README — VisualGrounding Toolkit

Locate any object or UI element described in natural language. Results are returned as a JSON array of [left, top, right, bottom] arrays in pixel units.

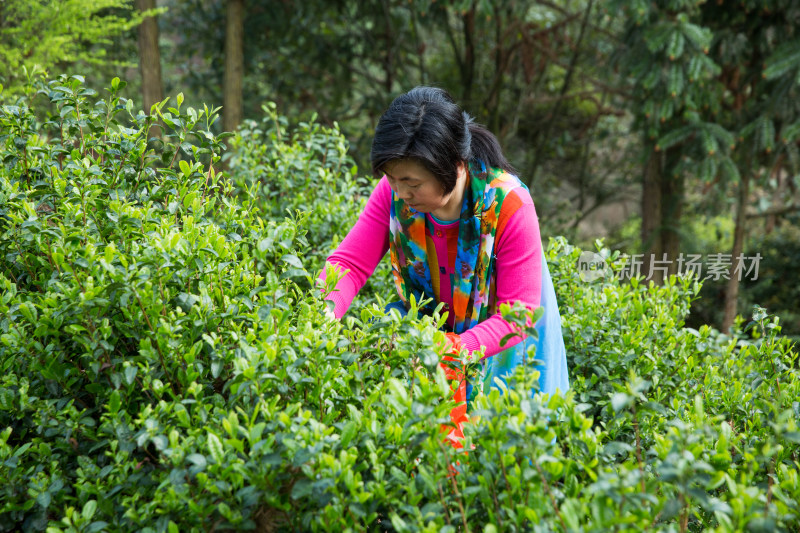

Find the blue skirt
[[477, 248, 569, 400]]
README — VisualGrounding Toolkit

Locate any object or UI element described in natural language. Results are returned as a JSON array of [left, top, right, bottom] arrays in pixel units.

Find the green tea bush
[[224, 103, 395, 310], [224, 103, 367, 270], [0, 76, 798, 532]]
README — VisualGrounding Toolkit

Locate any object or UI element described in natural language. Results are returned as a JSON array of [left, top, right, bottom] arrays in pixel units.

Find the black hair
[[370, 86, 516, 194]]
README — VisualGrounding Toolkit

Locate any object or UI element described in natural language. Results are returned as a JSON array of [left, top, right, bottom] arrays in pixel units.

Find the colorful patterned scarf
[[388, 159, 525, 334]]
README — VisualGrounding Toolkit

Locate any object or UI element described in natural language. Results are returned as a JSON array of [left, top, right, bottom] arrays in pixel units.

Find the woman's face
[[383, 159, 458, 214]]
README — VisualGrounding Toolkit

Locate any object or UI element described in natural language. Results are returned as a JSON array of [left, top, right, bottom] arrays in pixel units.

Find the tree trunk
[[641, 147, 663, 284], [722, 168, 751, 331], [135, 0, 163, 133], [461, 7, 476, 104], [223, 0, 244, 134], [661, 152, 684, 277], [410, 4, 426, 85], [485, 4, 504, 133], [381, 0, 394, 94]]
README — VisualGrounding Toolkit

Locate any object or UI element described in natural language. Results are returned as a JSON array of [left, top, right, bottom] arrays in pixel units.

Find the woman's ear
[[458, 161, 470, 183], [456, 161, 467, 179]]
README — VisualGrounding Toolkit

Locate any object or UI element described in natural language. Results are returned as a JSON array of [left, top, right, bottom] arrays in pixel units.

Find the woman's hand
[[443, 332, 464, 355], [324, 306, 337, 321]]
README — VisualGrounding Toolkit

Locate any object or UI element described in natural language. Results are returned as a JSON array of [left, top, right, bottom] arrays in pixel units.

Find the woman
[[320, 87, 569, 444]]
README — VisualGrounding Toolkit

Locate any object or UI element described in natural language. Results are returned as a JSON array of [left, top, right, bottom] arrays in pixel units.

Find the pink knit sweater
[[322, 176, 542, 358]]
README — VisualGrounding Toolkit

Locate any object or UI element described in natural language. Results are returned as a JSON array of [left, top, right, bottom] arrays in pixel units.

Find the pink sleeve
[[458, 191, 543, 358], [319, 177, 392, 318]]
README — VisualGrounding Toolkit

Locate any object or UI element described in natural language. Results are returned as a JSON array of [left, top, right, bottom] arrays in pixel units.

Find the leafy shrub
[[224, 103, 395, 310], [225, 104, 366, 269], [0, 76, 798, 532]]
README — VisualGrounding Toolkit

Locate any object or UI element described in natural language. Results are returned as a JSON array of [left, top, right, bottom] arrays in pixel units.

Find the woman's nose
[[395, 185, 412, 200]]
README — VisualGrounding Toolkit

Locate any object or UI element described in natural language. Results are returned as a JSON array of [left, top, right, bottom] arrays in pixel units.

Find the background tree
[[135, 0, 164, 130], [698, 0, 800, 330], [0, 0, 148, 98], [610, 0, 800, 331], [223, 0, 244, 133], [609, 0, 725, 284], [3, 0, 797, 334]]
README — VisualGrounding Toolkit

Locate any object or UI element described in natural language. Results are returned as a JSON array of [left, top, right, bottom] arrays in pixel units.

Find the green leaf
[[281, 268, 308, 279], [291, 478, 311, 500], [257, 238, 272, 253], [611, 392, 633, 412], [420, 348, 439, 369], [19, 302, 37, 323], [719, 156, 740, 182], [36, 491, 50, 509], [666, 31, 685, 60], [531, 305, 545, 325], [186, 453, 208, 470], [176, 292, 197, 313], [179, 159, 191, 177], [656, 125, 693, 151], [281, 254, 303, 269], [681, 22, 711, 49], [108, 390, 121, 415], [764, 39, 800, 80], [340, 421, 358, 448], [211, 360, 222, 378], [782, 432, 800, 443], [124, 365, 137, 386], [604, 441, 634, 455], [207, 432, 224, 464], [82, 500, 97, 521], [390, 514, 408, 531]]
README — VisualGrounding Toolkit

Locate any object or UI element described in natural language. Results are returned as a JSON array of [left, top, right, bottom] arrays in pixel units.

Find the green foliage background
[[0, 0, 152, 96], [0, 76, 798, 531], [2, 0, 799, 335]]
